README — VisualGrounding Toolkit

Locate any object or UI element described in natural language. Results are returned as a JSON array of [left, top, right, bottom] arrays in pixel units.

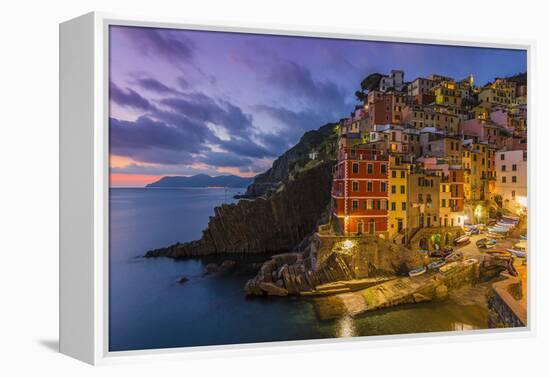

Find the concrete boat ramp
[[312, 259, 479, 320]]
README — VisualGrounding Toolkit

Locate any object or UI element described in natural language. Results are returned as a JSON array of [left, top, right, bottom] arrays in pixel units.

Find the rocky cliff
[[244, 234, 426, 296], [243, 123, 337, 198], [145, 161, 334, 259]]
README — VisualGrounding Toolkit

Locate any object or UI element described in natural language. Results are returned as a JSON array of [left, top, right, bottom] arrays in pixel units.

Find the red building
[[331, 146, 389, 236], [448, 168, 465, 212]]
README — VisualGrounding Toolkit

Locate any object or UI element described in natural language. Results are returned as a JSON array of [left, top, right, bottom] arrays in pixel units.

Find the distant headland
[[145, 174, 254, 188]]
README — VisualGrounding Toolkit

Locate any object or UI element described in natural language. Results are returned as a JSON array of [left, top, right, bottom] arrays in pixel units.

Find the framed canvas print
[[60, 12, 534, 365]]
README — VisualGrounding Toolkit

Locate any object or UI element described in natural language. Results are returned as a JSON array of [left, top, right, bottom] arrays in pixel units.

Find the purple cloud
[[116, 26, 195, 62], [110, 82, 152, 111]]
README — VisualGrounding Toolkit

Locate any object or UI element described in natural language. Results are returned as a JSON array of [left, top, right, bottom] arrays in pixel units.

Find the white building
[[494, 149, 527, 211], [379, 70, 404, 92]]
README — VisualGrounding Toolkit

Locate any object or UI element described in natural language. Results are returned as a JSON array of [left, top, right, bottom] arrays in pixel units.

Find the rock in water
[[178, 276, 189, 284], [203, 263, 219, 275], [258, 282, 289, 296], [219, 260, 236, 273]]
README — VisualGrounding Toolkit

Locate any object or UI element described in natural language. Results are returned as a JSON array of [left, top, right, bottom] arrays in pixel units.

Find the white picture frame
[[60, 11, 536, 365]]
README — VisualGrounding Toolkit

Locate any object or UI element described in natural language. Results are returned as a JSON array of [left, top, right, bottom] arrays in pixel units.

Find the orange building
[[331, 146, 389, 237]]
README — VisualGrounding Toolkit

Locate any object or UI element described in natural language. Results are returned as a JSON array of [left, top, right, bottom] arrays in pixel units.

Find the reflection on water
[[337, 316, 356, 338], [109, 188, 489, 351]]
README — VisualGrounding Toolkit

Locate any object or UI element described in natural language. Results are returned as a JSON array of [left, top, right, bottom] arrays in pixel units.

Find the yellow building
[[462, 148, 472, 200], [388, 155, 410, 240], [403, 105, 460, 133], [462, 143, 484, 200], [478, 80, 515, 106], [434, 81, 462, 108]]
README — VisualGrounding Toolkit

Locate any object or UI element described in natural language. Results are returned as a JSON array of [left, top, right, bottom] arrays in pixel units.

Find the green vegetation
[[355, 72, 383, 101]]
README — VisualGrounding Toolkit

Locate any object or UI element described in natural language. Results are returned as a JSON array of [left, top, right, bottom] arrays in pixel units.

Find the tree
[[355, 73, 383, 103], [360, 73, 383, 92]]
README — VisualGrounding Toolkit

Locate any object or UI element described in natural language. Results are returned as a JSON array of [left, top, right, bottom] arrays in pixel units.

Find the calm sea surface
[[109, 187, 488, 352]]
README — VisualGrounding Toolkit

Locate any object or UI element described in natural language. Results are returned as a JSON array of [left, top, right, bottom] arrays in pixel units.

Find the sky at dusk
[[109, 26, 527, 187]]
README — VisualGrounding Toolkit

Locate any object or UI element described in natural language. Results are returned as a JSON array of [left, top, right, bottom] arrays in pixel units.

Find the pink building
[[460, 119, 510, 149]]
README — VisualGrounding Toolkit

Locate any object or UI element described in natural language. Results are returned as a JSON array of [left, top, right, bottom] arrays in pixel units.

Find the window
[[367, 181, 373, 192], [381, 182, 387, 192], [512, 190, 516, 198], [502, 176, 506, 183], [391, 185, 396, 194], [352, 181, 359, 192], [512, 164, 517, 171], [418, 194, 423, 202], [367, 164, 373, 174], [402, 202, 407, 211], [401, 171, 405, 178], [400, 185, 405, 194], [381, 164, 387, 174], [512, 176, 517, 183], [392, 170, 397, 178], [441, 199, 446, 207], [426, 194, 432, 203], [352, 163, 359, 174], [500, 153, 505, 160], [352, 200, 358, 210]]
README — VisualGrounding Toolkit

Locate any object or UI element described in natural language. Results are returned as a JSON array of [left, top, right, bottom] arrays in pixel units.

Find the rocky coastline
[[145, 161, 333, 259]]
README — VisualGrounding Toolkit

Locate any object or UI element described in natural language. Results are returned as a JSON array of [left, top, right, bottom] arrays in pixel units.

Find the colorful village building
[[494, 149, 527, 212], [331, 145, 389, 237], [388, 154, 410, 240]]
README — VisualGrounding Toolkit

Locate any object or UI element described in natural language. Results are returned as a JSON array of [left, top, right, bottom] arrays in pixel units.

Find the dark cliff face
[[243, 123, 337, 198], [145, 162, 334, 258]]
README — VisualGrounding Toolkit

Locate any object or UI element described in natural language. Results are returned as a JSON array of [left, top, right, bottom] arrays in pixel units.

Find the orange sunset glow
[[110, 173, 163, 187]]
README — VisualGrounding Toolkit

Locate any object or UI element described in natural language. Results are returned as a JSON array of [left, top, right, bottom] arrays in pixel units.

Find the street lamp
[[474, 205, 482, 224]]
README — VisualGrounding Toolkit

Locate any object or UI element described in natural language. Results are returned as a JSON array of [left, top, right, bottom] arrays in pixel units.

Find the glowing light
[[517, 196, 528, 208], [343, 239, 354, 249]]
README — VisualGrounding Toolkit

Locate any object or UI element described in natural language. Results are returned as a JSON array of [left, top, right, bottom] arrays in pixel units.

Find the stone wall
[[408, 226, 464, 250], [488, 275, 527, 328]]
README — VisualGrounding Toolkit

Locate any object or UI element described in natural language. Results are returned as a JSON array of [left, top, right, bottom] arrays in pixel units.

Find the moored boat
[[454, 235, 470, 245], [427, 259, 446, 270], [507, 240, 527, 258], [408, 266, 427, 277], [445, 251, 464, 262]]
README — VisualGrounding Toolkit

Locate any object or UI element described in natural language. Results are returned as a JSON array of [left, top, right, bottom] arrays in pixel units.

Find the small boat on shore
[[428, 248, 452, 258], [427, 259, 446, 270], [476, 238, 497, 249], [520, 235, 527, 241], [445, 251, 464, 263], [507, 240, 527, 258], [454, 235, 470, 246], [409, 266, 427, 277], [502, 214, 519, 222]]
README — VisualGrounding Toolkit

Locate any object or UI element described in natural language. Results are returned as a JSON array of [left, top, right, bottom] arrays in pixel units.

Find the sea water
[[109, 188, 488, 352]]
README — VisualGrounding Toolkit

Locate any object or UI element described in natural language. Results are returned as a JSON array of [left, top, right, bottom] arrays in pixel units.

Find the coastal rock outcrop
[[244, 234, 426, 296], [145, 162, 333, 259]]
